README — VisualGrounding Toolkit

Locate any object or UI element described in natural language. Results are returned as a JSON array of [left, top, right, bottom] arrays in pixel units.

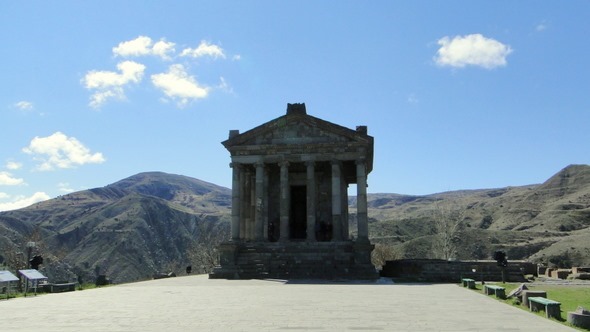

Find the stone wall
[[380, 259, 535, 282], [210, 241, 378, 280]]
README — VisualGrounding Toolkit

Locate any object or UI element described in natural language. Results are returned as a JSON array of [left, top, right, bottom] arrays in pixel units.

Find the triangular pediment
[[223, 112, 370, 148]]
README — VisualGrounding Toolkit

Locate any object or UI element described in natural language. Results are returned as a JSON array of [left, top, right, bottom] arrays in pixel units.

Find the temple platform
[[210, 241, 378, 280]]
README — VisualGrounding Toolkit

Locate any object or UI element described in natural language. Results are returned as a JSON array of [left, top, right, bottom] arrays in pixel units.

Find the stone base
[[209, 241, 378, 280], [568, 307, 590, 329]]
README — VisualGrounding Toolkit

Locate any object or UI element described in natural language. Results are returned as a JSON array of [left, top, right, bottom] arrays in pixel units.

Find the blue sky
[[1, 1, 589, 211]]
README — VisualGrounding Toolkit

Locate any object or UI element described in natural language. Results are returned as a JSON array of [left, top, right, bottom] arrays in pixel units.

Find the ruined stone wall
[[381, 259, 536, 282]]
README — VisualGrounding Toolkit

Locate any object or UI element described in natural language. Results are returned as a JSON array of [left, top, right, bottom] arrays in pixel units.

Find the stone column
[[249, 175, 255, 239], [356, 159, 369, 243], [331, 160, 342, 241], [239, 166, 247, 240], [279, 161, 290, 241], [306, 161, 316, 242], [230, 162, 241, 241], [254, 161, 265, 241], [263, 169, 269, 240], [342, 182, 349, 240]]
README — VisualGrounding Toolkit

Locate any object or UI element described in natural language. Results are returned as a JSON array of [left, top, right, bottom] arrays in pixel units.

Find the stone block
[[550, 269, 571, 279], [572, 267, 590, 274], [545, 268, 555, 277], [569, 272, 590, 280]]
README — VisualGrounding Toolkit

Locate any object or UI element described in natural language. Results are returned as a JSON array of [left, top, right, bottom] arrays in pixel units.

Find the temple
[[210, 103, 378, 279]]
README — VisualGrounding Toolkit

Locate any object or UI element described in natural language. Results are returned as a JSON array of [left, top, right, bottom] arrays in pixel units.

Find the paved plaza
[[1, 275, 575, 331]]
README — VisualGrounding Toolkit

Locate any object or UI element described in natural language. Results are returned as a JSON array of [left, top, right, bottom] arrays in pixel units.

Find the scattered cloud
[[14, 101, 34, 111], [6, 161, 22, 170], [84, 36, 236, 108], [58, 182, 75, 193], [152, 40, 176, 60], [82, 60, 146, 108], [407, 93, 419, 104], [0, 171, 24, 185], [536, 21, 548, 32], [180, 41, 226, 59], [22, 132, 105, 171], [0, 192, 8, 199], [0, 192, 50, 212], [113, 36, 176, 60], [217, 76, 233, 93], [434, 34, 512, 69], [151, 64, 210, 107]]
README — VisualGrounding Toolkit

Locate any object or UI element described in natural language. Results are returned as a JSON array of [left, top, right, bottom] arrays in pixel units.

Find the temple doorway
[[290, 185, 307, 239]]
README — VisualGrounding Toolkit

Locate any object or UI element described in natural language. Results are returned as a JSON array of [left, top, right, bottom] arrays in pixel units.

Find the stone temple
[[210, 103, 378, 279]]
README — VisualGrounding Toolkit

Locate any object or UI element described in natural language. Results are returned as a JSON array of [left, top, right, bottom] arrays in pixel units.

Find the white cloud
[[180, 41, 226, 59], [0, 192, 8, 199], [151, 64, 210, 107], [6, 161, 22, 170], [536, 23, 547, 32], [0, 192, 50, 212], [217, 76, 234, 94], [82, 60, 146, 108], [152, 40, 176, 60], [14, 101, 34, 111], [0, 172, 24, 185], [22, 132, 105, 171], [58, 182, 75, 193], [113, 36, 152, 57], [434, 34, 512, 69], [113, 36, 176, 60]]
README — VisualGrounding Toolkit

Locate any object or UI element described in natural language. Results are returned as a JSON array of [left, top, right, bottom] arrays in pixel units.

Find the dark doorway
[[290, 186, 307, 239]]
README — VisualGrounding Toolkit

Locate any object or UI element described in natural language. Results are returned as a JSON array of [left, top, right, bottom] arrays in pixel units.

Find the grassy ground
[[467, 281, 590, 329]]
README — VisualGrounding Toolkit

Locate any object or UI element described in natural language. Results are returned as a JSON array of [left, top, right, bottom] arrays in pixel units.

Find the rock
[[507, 283, 528, 299]]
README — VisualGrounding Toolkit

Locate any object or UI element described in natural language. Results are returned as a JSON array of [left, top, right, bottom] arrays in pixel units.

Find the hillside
[[1, 165, 590, 284], [358, 164, 590, 267], [0, 172, 231, 283]]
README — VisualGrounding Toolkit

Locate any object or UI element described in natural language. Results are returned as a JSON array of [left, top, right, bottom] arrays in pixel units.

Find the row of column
[[229, 159, 369, 243]]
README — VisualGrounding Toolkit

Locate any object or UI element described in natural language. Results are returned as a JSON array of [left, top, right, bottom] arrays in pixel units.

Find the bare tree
[[371, 243, 400, 267], [185, 221, 229, 274], [430, 200, 466, 260]]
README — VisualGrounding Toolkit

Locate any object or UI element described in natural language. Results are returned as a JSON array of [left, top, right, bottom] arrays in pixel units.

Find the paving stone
[[0, 275, 575, 332]]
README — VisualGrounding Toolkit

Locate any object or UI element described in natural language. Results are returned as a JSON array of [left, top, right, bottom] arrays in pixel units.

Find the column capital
[[255, 161, 266, 168], [278, 160, 290, 168], [355, 158, 366, 166], [230, 162, 242, 169], [331, 159, 342, 166], [305, 160, 315, 167]]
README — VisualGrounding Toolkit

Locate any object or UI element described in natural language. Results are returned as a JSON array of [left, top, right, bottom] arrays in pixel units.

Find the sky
[[1, 1, 590, 211]]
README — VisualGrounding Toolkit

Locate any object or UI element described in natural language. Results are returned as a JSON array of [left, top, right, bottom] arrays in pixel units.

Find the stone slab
[[0, 275, 575, 332]]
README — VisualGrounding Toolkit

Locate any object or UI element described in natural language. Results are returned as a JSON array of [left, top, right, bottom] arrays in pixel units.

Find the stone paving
[[0, 275, 575, 331]]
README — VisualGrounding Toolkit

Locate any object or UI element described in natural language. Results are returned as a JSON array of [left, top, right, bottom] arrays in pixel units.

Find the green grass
[[468, 282, 590, 329]]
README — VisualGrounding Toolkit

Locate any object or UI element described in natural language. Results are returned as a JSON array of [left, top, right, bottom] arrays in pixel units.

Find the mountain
[[359, 164, 590, 267], [0, 172, 231, 284], [1, 165, 590, 284]]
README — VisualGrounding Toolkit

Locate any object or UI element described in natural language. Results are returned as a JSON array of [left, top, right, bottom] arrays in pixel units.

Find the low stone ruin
[[568, 306, 590, 329], [538, 266, 590, 280]]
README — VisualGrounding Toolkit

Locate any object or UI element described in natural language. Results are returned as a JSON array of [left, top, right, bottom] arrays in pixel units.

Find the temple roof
[[222, 103, 373, 173]]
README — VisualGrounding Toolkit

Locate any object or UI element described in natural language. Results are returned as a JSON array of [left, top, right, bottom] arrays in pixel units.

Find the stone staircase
[[210, 241, 378, 280]]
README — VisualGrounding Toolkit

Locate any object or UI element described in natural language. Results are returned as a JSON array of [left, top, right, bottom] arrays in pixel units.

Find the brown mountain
[[1, 165, 589, 284], [0, 172, 231, 284], [360, 164, 590, 267]]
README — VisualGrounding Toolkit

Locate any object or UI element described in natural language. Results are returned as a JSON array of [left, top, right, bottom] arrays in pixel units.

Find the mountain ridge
[[1, 165, 589, 283]]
